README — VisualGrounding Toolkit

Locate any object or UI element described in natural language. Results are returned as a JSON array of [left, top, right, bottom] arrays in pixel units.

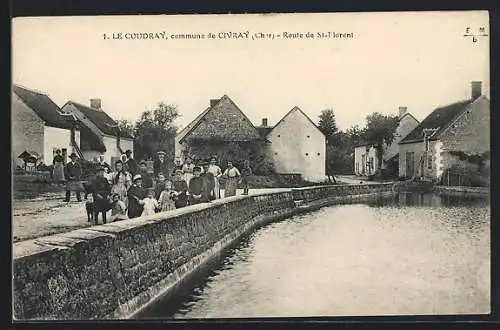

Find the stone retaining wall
[[13, 183, 393, 320]]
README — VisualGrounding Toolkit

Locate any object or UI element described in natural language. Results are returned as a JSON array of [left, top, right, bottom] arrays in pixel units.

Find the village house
[[256, 106, 326, 182], [61, 99, 134, 165], [398, 81, 490, 181], [175, 95, 264, 165], [354, 106, 420, 177], [12, 84, 81, 168]]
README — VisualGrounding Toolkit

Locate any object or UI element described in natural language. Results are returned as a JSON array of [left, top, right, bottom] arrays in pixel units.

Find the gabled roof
[[268, 106, 324, 137], [176, 106, 212, 141], [13, 85, 75, 130], [63, 101, 133, 139], [399, 99, 475, 144], [179, 95, 262, 143]]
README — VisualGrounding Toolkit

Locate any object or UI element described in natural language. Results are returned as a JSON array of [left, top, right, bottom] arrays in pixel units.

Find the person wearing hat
[[64, 152, 83, 202], [124, 149, 138, 177], [172, 169, 188, 208], [154, 150, 170, 178], [187, 166, 204, 205], [127, 174, 146, 219], [89, 165, 112, 225], [138, 160, 154, 189]]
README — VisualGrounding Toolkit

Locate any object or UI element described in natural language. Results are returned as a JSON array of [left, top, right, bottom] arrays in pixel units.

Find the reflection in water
[[142, 192, 490, 318]]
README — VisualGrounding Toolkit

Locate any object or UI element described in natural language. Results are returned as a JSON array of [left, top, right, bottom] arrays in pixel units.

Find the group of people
[[55, 148, 253, 225]]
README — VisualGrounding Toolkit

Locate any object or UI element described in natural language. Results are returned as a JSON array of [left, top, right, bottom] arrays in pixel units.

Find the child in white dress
[[142, 188, 159, 216]]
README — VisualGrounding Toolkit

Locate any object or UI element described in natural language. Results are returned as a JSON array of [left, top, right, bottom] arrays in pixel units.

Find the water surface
[[142, 192, 490, 318]]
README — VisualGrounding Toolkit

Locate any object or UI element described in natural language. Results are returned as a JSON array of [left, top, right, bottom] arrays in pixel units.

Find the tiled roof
[[13, 85, 75, 130], [179, 95, 261, 143], [65, 101, 134, 139], [399, 99, 474, 144]]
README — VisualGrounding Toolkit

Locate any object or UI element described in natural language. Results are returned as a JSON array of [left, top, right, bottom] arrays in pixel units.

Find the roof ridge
[[13, 84, 50, 96]]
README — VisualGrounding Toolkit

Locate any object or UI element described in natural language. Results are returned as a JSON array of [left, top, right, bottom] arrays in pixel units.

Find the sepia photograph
[[11, 11, 490, 320]]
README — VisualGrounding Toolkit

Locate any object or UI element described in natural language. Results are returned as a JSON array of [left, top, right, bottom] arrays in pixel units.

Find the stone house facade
[[61, 99, 134, 166], [398, 81, 490, 181], [11, 85, 81, 168], [257, 107, 326, 181]]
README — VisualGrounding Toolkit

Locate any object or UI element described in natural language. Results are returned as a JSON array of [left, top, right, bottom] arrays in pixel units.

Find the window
[[427, 155, 433, 169], [305, 153, 309, 156], [307, 135, 310, 138], [317, 152, 320, 156], [274, 152, 278, 155], [277, 134, 281, 138]]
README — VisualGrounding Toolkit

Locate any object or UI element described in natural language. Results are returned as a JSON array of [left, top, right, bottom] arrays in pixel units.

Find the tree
[[363, 112, 399, 171], [318, 109, 339, 145], [116, 119, 135, 139], [133, 102, 180, 161]]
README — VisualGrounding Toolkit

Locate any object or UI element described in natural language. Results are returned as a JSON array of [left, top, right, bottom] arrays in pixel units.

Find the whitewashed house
[[257, 106, 326, 182], [354, 106, 419, 177], [11, 84, 81, 168], [61, 99, 134, 165]]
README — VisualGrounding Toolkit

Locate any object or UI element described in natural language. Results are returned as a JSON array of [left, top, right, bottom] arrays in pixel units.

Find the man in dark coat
[[188, 166, 204, 205], [127, 174, 146, 219], [124, 149, 138, 176], [154, 150, 170, 178], [90, 166, 112, 224], [139, 160, 154, 189], [64, 153, 83, 202], [154, 172, 167, 200]]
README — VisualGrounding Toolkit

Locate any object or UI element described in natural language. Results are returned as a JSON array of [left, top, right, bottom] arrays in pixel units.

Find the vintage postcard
[[11, 11, 490, 320]]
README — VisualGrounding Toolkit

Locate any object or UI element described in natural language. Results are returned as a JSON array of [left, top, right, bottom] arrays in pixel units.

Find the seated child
[[110, 193, 128, 222], [158, 180, 176, 212], [141, 188, 159, 216]]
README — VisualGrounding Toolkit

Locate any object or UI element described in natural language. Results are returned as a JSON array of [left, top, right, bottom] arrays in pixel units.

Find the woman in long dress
[[222, 161, 241, 197], [52, 149, 65, 183], [207, 157, 222, 199], [110, 160, 132, 208], [127, 175, 146, 219]]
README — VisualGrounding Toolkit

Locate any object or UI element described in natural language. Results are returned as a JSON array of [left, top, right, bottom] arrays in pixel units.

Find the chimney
[[90, 98, 102, 110], [398, 106, 407, 118], [262, 118, 268, 127], [210, 99, 219, 107], [471, 81, 482, 100]]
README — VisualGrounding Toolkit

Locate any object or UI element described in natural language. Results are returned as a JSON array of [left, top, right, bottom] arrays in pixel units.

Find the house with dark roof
[[398, 81, 490, 180], [255, 106, 326, 181], [353, 106, 420, 177], [12, 84, 81, 167], [61, 99, 134, 165], [175, 95, 264, 166]]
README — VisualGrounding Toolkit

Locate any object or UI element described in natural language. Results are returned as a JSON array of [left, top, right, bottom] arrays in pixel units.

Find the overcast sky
[[12, 11, 489, 131]]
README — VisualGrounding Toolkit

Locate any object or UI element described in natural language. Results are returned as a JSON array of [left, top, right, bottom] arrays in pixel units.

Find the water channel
[[139, 192, 490, 318]]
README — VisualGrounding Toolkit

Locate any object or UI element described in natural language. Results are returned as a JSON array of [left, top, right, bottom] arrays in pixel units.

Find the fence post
[[447, 170, 450, 186], [458, 173, 461, 186]]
